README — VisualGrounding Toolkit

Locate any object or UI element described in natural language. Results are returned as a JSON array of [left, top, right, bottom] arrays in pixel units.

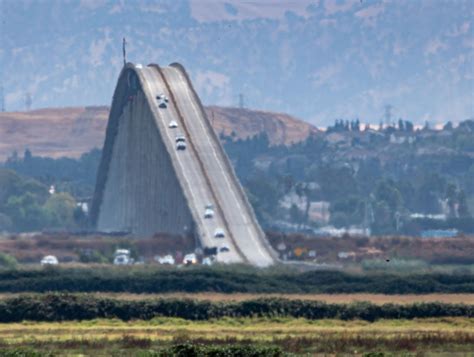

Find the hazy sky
[[1, 0, 473, 126]]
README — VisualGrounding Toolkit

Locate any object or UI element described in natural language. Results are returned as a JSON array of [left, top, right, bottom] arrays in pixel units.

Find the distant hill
[[0, 106, 317, 161]]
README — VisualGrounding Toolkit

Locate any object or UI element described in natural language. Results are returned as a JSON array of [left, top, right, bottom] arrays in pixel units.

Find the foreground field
[[0, 317, 473, 355]]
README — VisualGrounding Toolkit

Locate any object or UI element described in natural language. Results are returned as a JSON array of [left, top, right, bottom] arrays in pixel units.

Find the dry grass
[[0, 317, 473, 354]]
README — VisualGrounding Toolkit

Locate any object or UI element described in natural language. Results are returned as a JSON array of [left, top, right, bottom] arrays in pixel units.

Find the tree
[[44, 192, 77, 229], [5, 193, 51, 232], [398, 119, 404, 131], [289, 204, 303, 227], [443, 121, 453, 131]]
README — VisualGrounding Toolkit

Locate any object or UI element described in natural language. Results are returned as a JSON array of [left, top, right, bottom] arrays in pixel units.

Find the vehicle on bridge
[[176, 141, 186, 150], [156, 93, 169, 108], [176, 135, 187, 150], [214, 228, 225, 238], [168, 120, 178, 128], [204, 204, 214, 218]]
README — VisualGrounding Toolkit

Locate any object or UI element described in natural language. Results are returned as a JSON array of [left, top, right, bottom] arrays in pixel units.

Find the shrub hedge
[[0, 267, 473, 294], [0, 294, 472, 322], [0, 345, 285, 357]]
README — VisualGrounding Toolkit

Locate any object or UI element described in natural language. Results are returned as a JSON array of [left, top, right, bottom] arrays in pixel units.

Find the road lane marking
[[170, 68, 270, 264], [142, 68, 240, 263]]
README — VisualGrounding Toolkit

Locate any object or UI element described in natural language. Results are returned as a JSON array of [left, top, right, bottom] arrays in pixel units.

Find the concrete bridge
[[90, 63, 276, 267]]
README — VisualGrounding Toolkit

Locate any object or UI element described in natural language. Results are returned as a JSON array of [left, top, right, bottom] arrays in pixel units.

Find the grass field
[[0, 317, 473, 355]]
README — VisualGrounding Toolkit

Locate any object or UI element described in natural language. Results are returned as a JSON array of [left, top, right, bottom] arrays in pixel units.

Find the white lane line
[[158, 73, 240, 262], [141, 69, 210, 245], [145, 68, 239, 263], [171, 68, 270, 262]]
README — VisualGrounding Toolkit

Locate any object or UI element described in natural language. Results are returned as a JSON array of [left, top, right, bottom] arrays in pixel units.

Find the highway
[[161, 64, 276, 267], [136, 66, 243, 264], [93, 62, 275, 266]]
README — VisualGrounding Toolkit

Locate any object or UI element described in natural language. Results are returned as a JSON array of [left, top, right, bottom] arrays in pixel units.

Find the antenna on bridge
[[0, 0, 5, 112], [122, 37, 127, 66]]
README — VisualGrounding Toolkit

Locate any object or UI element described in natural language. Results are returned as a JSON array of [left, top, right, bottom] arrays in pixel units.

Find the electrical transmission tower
[[384, 104, 393, 127]]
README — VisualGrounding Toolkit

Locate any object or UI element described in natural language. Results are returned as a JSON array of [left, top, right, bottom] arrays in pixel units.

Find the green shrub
[[0, 253, 18, 269], [0, 294, 472, 323]]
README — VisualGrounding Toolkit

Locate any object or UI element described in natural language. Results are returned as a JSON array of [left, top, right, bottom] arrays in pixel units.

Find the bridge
[[90, 63, 276, 267]]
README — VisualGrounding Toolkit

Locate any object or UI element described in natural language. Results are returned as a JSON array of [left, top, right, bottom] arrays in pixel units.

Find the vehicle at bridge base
[[156, 254, 175, 265], [113, 249, 133, 265], [219, 244, 230, 253], [176, 142, 186, 150], [203, 246, 218, 256], [183, 253, 197, 265], [40, 255, 58, 266], [202, 256, 214, 266]]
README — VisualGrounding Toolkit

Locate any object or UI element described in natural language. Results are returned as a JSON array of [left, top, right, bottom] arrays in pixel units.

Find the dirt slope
[[0, 106, 317, 160]]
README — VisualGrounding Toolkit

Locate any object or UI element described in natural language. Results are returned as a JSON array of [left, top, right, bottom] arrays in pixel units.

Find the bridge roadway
[[136, 66, 243, 264], [159, 64, 276, 267]]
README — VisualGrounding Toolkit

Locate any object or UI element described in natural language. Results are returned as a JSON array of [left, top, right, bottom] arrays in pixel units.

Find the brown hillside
[[206, 106, 319, 146], [0, 106, 317, 160]]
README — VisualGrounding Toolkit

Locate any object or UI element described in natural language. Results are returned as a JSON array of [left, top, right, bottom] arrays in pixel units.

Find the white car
[[158, 99, 167, 109], [214, 228, 225, 238], [157, 254, 175, 265], [202, 257, 214, 266], [176, 142, 186, 151], [183, 253, 197, 265], [135, 63, 143, 69], [113, 254, 131, 265], [204, 204, 214, 219], [168, 120, 178, 129], [219, 245, 230, 253], [156, 94, 169, 108], [41, 255, 58, 266]]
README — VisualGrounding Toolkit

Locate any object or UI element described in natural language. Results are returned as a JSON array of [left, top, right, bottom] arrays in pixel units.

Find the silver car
[[204, 204, 214, 219], [168, 120, 178, 129], [176, 141, 186, 151], [214, 228, 225, 238]]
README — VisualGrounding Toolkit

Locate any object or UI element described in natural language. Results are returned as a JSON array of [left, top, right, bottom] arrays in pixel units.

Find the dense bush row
[[0, 266, 473, 294], [0, 294, 472, 322], [0, 344, 285, 357]]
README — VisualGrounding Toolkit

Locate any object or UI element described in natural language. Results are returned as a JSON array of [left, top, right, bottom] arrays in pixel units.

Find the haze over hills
[[0, 106, 317, 160], [0, 0, 472, 126]]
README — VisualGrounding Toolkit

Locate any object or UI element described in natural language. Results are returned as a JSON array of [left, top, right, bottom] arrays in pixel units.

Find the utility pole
[[0, 85, 4, 112], [239, 93, 244, 109], [25, 92, 32, 111], [122, 37, 127, 66]]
